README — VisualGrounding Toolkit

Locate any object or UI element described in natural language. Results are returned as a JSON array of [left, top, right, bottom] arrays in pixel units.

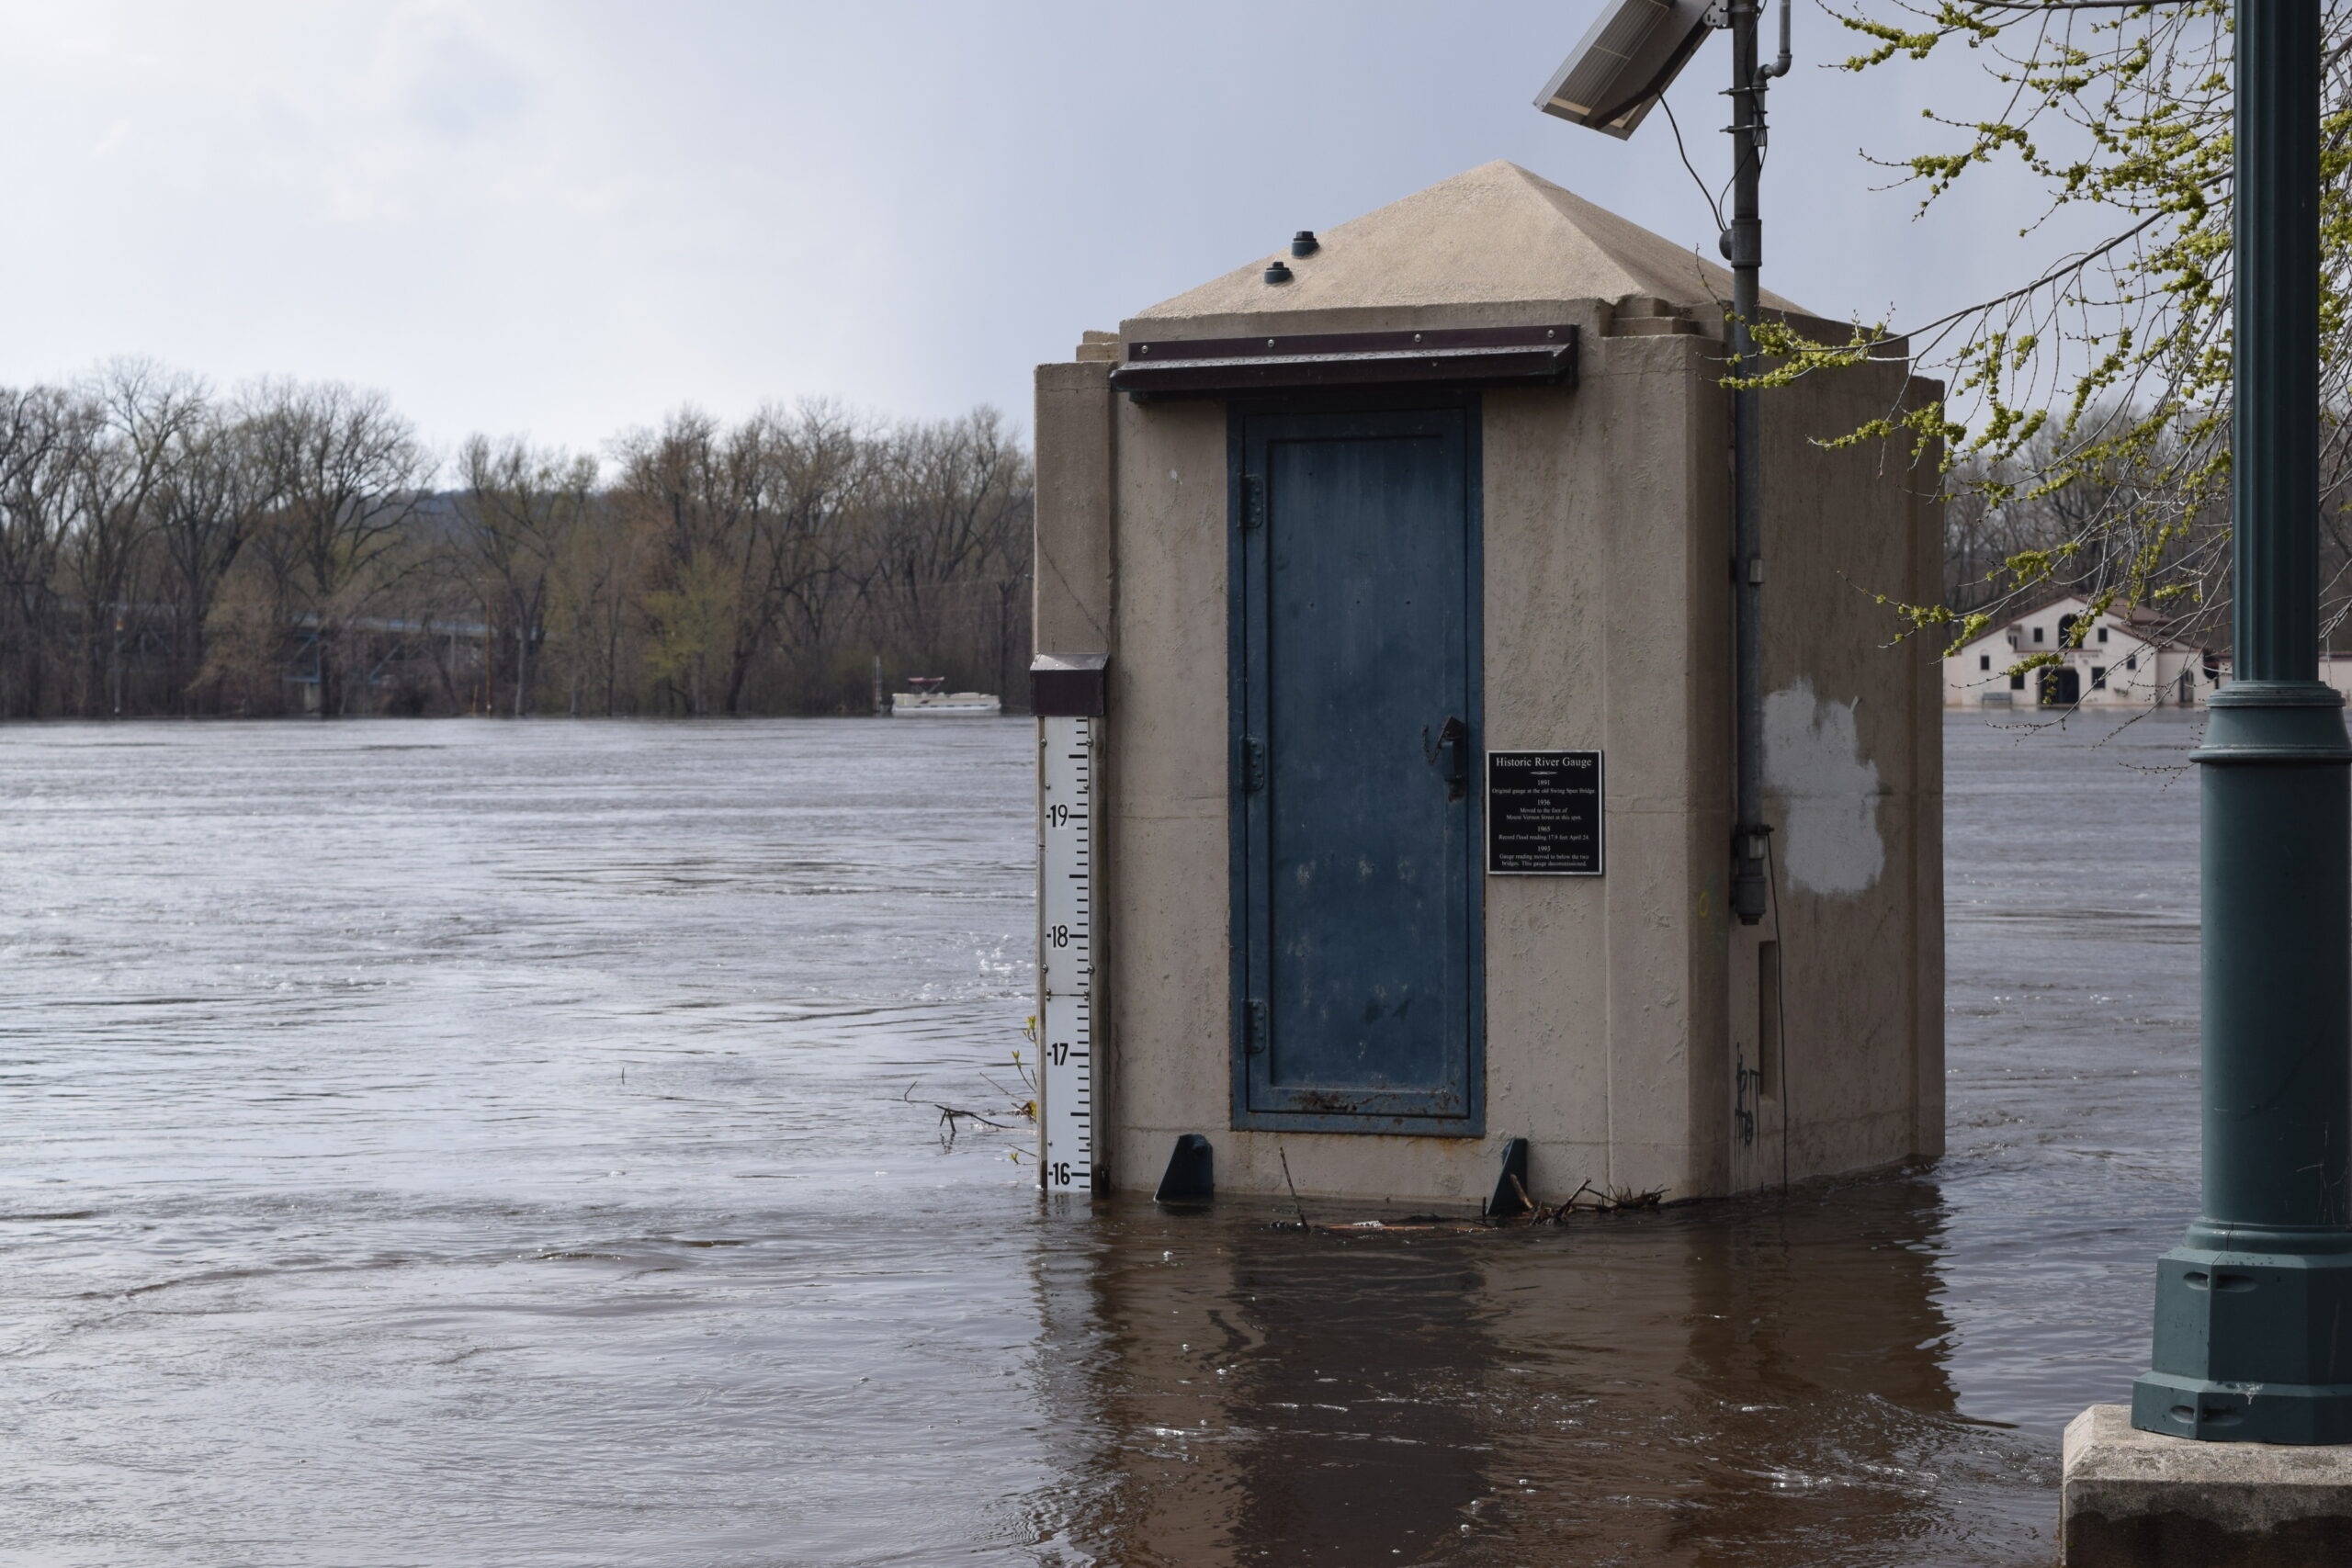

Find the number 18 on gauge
[[1037, 710, 1098, 1194]]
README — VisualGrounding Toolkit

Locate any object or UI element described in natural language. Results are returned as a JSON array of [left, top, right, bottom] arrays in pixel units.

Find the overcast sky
[[0, 1, 2086, 459]]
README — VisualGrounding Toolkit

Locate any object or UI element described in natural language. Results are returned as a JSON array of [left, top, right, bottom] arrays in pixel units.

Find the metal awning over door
[[1114, 325, 1576, 400]]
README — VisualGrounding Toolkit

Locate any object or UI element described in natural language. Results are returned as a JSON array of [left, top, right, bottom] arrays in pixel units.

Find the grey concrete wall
[[1480, 332, 1729, 1208], [1091, 397, 1234, 1198], [1084, 331, 1734, 1208], [1033, 317, 1944, 1208], [1487, 331, 1736, 1205], [1750, 357, 1947, 1185], [1910, 396, 1950, 1167], [1032, 360, 1117, 657]]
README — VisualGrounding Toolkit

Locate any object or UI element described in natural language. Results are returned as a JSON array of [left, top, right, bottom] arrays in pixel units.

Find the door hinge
[[1241, 474, 1265, 530], [1242, 736, 1266, 793], [1244, 998, 1268, 1055]]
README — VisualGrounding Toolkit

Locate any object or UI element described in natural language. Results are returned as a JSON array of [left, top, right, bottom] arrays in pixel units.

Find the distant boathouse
[[1941, 595, 2215, 710], [1939, 593, 2352, 711]]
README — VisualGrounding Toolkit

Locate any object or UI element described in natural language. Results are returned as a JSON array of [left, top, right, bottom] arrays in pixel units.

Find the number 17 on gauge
[[1037, 714, 1097, 1195]]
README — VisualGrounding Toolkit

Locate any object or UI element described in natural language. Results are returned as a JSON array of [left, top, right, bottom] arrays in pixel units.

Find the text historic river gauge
[[1485, 750, 1605, 876]]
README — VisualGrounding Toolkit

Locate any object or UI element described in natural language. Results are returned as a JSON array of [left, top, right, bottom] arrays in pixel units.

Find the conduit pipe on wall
[[1726, 0, 1785, 924]]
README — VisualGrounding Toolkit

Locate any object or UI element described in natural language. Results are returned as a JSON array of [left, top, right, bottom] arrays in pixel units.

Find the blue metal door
[[1231, 405, 1482, 1134]]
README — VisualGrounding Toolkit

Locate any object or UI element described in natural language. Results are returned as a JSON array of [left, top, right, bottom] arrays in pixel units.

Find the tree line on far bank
[[1934, 422, 2352, 657], [0, 359, 1033, 719]]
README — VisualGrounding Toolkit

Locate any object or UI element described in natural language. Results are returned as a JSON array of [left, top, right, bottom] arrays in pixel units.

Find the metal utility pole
[[1728, 0, 1786, 926], [1531, 0, 1790, 924], [2132, 0, 2352, 1445]]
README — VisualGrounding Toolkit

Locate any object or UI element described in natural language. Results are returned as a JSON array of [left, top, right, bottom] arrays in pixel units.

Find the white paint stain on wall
[[1762, 678, 1883, 897]]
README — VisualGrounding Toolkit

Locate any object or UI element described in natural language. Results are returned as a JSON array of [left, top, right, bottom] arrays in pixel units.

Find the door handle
[[1436, 716, 1468, 798]]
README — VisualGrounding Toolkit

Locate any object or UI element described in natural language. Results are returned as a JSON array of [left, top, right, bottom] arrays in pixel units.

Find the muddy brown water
[[0, 712, 2199, 1565]]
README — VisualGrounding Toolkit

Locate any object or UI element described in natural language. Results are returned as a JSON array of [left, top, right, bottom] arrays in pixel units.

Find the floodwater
[[0, 711, 2203, 1566]]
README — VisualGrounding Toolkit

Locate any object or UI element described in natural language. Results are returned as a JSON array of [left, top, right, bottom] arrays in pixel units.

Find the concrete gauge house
[[1032, 161, 1944, 1208], [1941, 593, 2213, 709]]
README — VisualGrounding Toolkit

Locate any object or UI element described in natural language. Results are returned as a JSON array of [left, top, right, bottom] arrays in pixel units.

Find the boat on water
[[888, 676, 1001, 716]]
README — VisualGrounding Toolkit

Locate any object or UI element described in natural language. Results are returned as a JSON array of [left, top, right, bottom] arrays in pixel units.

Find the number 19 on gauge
[[1038, 714, 1097, 1194]]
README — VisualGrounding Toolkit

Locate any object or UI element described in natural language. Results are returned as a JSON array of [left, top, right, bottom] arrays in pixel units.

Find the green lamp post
[[2131, 0, 2352, 1445]]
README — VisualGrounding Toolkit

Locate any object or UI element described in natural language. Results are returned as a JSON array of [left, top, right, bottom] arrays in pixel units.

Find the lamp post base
[[2132, 1238, 2352, 1444], [2064, 1404, 2352, 1566], [2142, 682, 2352, 1446]]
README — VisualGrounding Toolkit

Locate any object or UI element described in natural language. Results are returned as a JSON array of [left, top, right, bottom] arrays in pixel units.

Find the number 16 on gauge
[[1037, 714, 1097, 1194]]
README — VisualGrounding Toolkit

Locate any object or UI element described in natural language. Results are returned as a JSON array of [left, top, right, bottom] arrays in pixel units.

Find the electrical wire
[[1659, 94, 1727, 235]]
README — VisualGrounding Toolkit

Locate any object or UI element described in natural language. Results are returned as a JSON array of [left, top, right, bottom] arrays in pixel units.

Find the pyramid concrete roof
[[1131, 160, 1811, 326]]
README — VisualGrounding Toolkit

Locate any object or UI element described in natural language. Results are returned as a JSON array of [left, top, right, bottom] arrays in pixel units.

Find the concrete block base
[[2064, 1404, 2352, 1565]]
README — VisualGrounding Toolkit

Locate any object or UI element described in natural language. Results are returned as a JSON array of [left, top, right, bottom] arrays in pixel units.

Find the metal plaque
[[1485, 750, 1604, 875]]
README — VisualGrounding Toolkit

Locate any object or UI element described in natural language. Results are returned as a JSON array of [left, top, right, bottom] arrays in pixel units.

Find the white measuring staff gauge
[[1037, 713, 1098, 1194]]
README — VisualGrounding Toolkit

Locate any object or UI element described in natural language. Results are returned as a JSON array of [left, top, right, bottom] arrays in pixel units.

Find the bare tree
[[151, 401, 270, 711], [611, 402, 865, 716], [454, 434, 596, 716], [745, 400, 865, 705], [0, 361, 1036, 718], [64, 361, 209, 715], [239, 379, 433, 716], [0, 389, 94, 717], [860, 407, 1033, 688]]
